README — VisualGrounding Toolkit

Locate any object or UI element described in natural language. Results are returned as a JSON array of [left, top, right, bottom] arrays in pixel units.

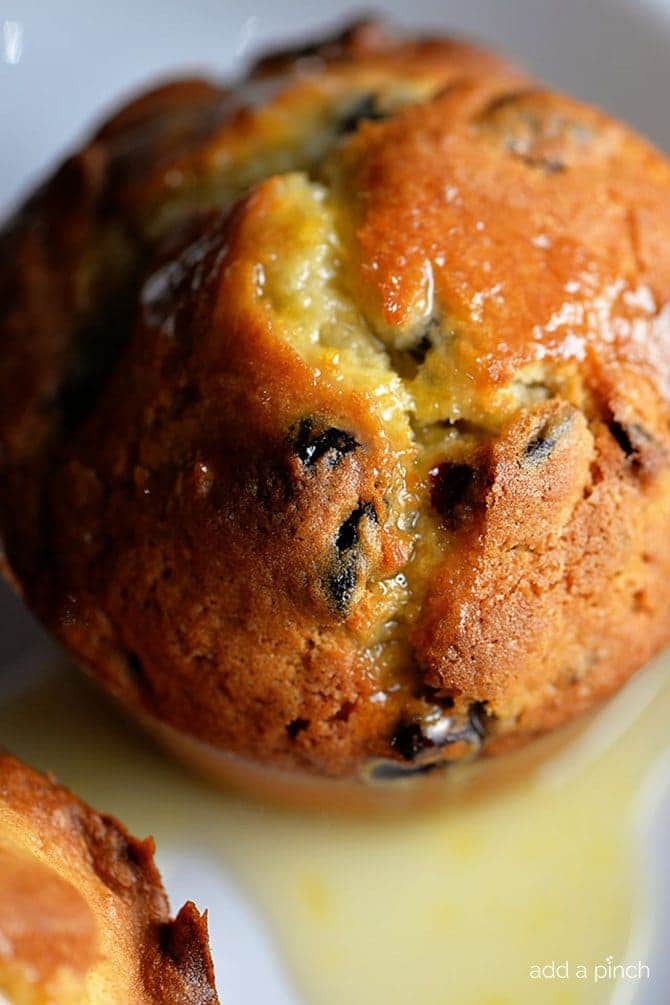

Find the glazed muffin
[[0, 752, 218, 1004], [1, 20, 670, 784]]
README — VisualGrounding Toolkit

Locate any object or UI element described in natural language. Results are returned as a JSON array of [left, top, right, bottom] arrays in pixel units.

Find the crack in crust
[[1, 20, 670, 779]]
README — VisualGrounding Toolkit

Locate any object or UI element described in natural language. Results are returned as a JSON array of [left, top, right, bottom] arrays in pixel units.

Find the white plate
[[2, 2, 670, 1003]]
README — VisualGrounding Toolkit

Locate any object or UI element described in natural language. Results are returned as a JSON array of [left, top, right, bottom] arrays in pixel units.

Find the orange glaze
[[2, 19, 670, 782], [339, 86, 670, 412]]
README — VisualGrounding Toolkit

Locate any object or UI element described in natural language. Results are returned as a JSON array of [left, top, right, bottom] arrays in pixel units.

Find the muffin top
[[0, 753, 218, 1003], [1, 21, 670, 779]]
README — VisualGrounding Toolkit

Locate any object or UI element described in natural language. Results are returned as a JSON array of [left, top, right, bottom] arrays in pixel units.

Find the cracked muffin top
[[0, 752, 218, 1003], [1, 20, 670, 781]]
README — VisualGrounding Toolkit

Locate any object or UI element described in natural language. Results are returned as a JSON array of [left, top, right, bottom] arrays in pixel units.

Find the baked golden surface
[[1, 21, 670, 779], [0, 752, 218, 1004]]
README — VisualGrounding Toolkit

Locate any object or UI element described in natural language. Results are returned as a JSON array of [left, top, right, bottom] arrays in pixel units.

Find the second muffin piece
[[0, 752, 218, 1004]]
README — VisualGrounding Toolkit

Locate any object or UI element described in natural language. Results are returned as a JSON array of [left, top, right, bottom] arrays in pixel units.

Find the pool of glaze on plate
[[1, 647, 669, 1005]]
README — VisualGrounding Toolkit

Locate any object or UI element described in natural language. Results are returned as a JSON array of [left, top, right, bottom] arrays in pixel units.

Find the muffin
[[0, 751, 218, 1004], [1, 20, 669, 785]]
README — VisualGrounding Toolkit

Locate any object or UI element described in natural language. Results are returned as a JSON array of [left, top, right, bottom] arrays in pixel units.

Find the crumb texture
[[1, 20, 670, 777]]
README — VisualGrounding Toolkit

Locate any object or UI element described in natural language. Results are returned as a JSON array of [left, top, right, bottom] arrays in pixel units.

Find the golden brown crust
[[0, 752, 218, 1004], [1, 20, 670, 781], [0, 847, 98, 992]]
